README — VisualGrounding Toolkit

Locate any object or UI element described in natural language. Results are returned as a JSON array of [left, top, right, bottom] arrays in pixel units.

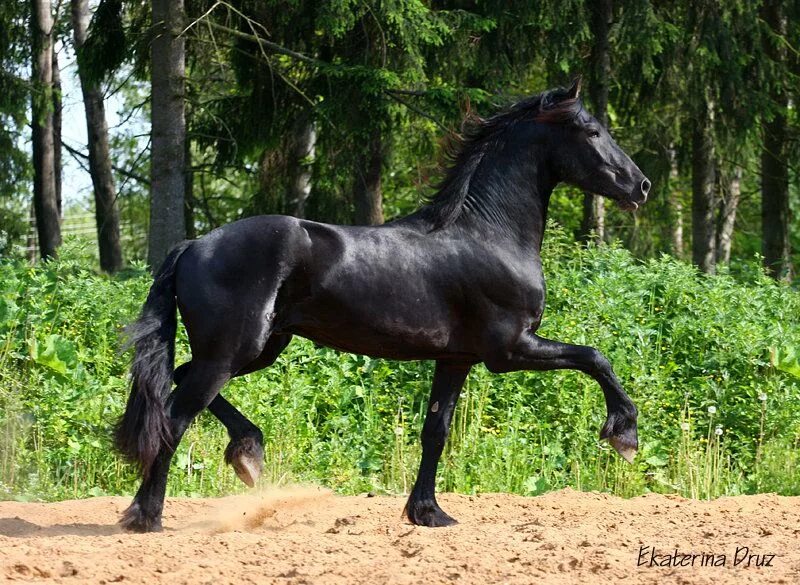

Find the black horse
[[116, 80, 650, 532]]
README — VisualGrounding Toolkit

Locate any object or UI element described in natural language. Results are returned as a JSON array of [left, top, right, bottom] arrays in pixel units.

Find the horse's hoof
[[405, 498, 458, 527], [601, 410, 638, 464], [225, 435, 264, 488], [233, 454, 262, 488], [119, 501, 163, 533], [609, 436, 637, 463]]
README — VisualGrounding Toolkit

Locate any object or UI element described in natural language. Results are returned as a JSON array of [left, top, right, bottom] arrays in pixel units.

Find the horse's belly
[[286, 318, 455, 361]]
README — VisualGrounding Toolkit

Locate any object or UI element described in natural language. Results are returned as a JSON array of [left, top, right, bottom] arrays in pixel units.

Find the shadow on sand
[[0, 517, 121, 538]]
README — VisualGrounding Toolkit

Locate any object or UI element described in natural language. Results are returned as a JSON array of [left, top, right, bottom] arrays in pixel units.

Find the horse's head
[[539, 79, 650, 211]]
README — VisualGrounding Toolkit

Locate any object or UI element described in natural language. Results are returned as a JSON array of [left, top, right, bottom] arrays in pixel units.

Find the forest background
[[0, 0, 798, 501]]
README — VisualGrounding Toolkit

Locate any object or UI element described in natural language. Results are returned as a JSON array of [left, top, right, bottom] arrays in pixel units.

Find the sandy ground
[[0, 487, 798, 584]]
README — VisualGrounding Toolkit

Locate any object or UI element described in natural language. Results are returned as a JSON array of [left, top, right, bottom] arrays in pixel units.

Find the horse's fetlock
[[119, 500, 163, 533]]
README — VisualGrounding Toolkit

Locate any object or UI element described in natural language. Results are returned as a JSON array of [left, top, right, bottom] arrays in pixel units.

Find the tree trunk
[[580, 187, 606, 243], [760, 0, 791, 280], [761, 119, 791, 279], [184, 133, 196, 239], [72, 0, 124, 273], [716, 164, 741, 266], [691, 95, 716, 274], [668, 147, 684, 258], [287, 119, 315, 218], [148, 0, 186, 269], [26, 203, 37, 263], [52, 45, 62, 216], [353, 127, 384, 225], [579, 0, 611, 242], [30, 0, 61, 259], [255, 149, 282, 215]]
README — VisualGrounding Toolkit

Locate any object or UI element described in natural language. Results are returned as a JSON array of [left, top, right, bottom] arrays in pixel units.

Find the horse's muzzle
[[618, 178, 650, 211]]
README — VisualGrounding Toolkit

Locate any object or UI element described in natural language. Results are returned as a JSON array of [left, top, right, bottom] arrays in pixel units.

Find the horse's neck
[[457, 151, 555, 252]]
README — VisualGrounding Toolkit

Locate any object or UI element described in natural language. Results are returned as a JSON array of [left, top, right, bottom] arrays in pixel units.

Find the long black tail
[[115, 241, 192, 477]]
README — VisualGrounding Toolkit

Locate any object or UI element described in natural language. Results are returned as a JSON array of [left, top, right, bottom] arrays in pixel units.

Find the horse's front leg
[[405, 361, 471, 527], [486, 332, 638, 462]]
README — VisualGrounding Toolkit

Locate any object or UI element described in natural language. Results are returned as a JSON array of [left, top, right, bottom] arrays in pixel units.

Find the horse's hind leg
[[405, 361, 471, 527], [173, 334, 292, 487], [121, 359, 234, 532]]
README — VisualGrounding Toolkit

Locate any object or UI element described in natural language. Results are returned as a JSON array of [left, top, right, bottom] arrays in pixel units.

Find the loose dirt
[[1, 487, 798, 584]]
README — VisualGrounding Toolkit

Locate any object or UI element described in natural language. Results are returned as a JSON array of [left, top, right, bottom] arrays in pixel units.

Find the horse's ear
[[459, 93, 481, 127], [462, 94, 473, 118], [566, 77, 582, 99]]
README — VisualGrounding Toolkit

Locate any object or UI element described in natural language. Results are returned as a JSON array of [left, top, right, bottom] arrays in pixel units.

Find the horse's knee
[[586, 348, 612, 376]]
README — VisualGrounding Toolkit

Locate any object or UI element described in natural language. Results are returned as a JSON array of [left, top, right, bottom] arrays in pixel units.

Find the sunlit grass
[[1, 232, 798, 501]]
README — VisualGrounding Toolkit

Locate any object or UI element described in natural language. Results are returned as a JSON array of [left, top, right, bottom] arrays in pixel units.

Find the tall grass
[[1, 230, 798, 502]]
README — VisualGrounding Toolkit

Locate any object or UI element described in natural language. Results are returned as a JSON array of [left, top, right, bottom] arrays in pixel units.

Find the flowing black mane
[[422, 87, 582, 229]]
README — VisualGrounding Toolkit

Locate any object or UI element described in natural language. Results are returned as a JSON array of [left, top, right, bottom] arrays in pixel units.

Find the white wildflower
[[758, 393, 767, 402], [715, 425, 723, 436], [680, 422, 690, 431], [708, 406, 717, 414]]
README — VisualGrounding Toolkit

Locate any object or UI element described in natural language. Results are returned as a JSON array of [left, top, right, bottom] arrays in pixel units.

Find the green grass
[[1, 229, 799, 502]]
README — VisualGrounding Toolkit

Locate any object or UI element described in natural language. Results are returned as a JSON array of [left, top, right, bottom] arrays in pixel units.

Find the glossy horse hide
[[115, 80, 650, 532]]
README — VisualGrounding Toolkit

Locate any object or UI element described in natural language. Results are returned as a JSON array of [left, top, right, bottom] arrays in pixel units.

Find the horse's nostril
[[640, 178, 651, 197]]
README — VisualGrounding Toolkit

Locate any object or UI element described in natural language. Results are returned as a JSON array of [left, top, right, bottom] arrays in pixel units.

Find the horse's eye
[[588, 129, 601, 139]]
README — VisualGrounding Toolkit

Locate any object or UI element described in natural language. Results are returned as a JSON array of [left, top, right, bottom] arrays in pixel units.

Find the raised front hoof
[[119, 501, 163, 533], [601, 411, 639, 464], [224, 435, 264, 488], [608, 435, 638, 463], [405, 498, 458, 528]]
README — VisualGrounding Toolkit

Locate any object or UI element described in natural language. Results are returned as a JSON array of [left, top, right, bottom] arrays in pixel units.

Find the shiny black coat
[[116, 82, 650, 533]]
